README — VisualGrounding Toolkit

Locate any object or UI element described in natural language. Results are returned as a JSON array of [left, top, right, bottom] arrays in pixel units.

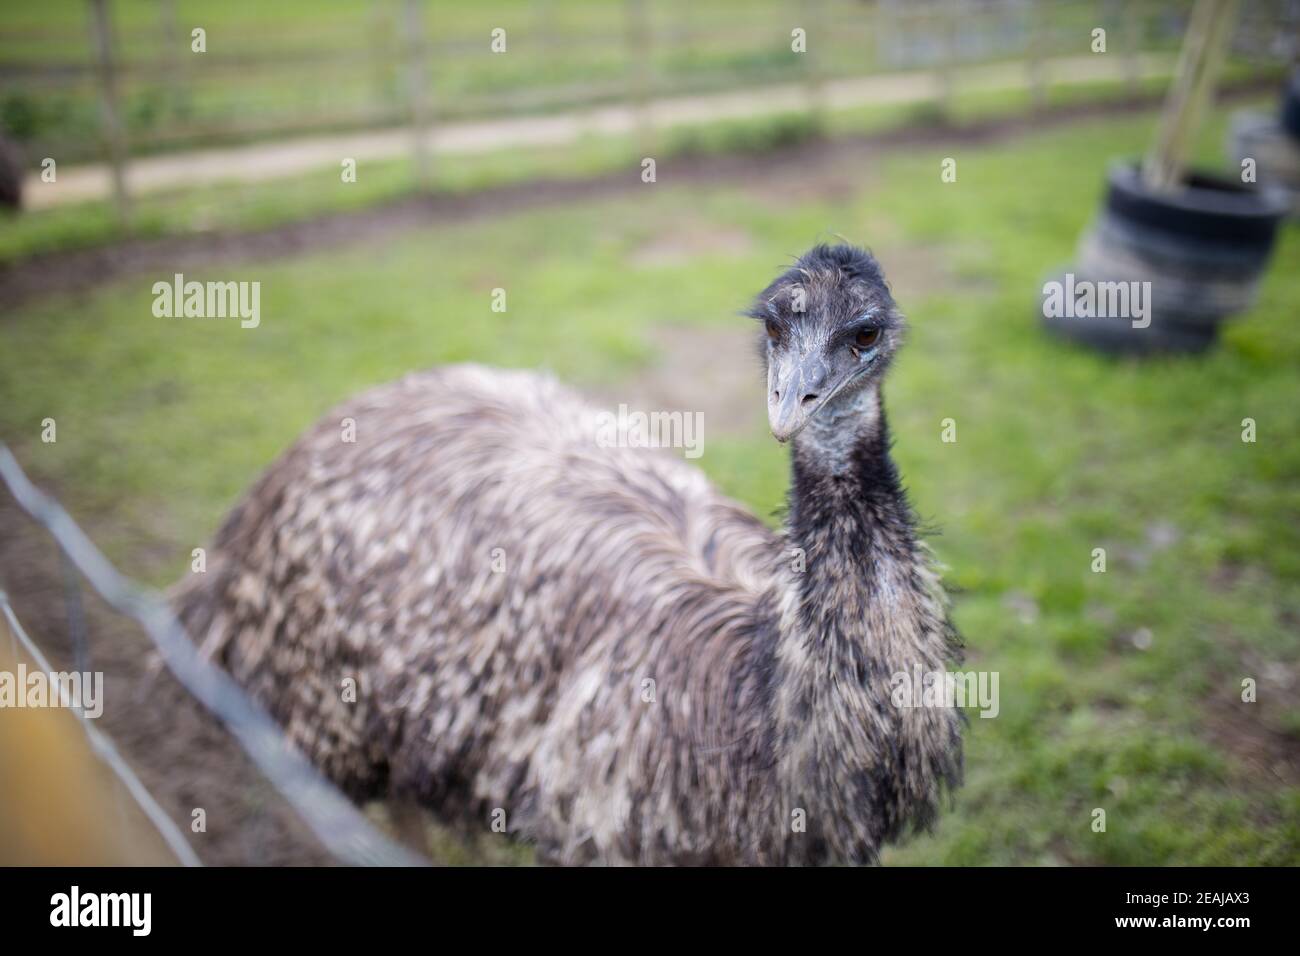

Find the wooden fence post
[[88, 0, 130, 225], [802, 0, 827, 127], [1025, 0, 1048, 113], [403, 0, 432, 189], [534, 0, 557, 52], [370, 0, 394, 109], [625, 0, 654, 157], [158, 0, 188, 120], [937, 0, 957, 119], [1123, 0, 1144, 100]]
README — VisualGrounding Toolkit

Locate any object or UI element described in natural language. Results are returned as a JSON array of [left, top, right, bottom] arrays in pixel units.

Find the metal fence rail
[[0, 443, 425, 867]]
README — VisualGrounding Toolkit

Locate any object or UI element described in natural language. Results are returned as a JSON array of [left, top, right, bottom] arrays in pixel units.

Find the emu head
[[749, 244, 903, 443]]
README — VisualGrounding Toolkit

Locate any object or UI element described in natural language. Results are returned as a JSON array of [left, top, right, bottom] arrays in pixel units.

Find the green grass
[[1, 100, 1297, 865]]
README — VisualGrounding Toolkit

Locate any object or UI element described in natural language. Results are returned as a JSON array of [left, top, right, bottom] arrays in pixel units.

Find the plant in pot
[[1042, 0, 1289, 355]]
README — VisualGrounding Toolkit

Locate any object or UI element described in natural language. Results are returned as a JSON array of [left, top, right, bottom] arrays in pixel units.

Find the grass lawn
[[1, 100, 1297, 865]]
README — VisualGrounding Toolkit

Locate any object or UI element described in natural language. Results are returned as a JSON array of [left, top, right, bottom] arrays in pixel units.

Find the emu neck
[[784, 384, 915, 665], [771, 384, 958, 863], [789, 383, 903, 563]]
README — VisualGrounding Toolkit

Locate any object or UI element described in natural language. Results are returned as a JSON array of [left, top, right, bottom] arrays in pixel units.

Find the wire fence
[[4, 0, 1295, 217], [0, 442, 425, 867]]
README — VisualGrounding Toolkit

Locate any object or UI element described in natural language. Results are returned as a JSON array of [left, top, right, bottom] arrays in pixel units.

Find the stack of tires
[[1042, 161, 1289, 354], [1227, 71, 1300, 216]]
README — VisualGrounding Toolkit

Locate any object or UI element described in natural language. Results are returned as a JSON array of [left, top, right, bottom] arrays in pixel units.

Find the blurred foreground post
[[87, 0, 130, 225], [625, 0, 654, 157], [1143, 0, 1240, 192], [403, 0, 433, 189]]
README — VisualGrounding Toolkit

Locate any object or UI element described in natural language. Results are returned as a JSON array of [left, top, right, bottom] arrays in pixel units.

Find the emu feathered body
[[174, 245, 963, 865]]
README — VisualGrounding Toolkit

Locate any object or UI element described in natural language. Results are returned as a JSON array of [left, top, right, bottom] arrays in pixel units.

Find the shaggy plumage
[[173, 244, 963, 865]]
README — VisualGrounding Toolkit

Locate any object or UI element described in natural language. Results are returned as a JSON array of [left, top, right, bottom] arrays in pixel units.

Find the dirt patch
[[1199, 630, 1299, 788], [601, 322, 765, 439], [628, 223, 754, 269], [738, 161, 864, 210], [1203, 688, 1300, 788], [872, 243, 971, 302]]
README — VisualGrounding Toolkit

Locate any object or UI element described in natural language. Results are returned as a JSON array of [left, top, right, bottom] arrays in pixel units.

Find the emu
[[173, 244, 963, 865]]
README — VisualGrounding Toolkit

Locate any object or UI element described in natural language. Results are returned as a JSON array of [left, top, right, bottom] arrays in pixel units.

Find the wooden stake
[[625, 0, 654, 157], [88, 0, 130, 225], [1142, 0, 1241, 193], [403, 0, 432, 189]]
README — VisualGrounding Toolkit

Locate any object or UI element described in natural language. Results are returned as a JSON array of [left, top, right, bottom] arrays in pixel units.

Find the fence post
[[158, 0, 188, 120], [534, 0, 557, 52], [88, 0, 130, 225], [370, 0, 394, 110], [801, 0, 827, 127], [402, 0, 432, 189], [624, 0, 654, 158], [875, 0, 896, 70], [936, 0, 957, 119], [1025, 0, 1048, 113], [1123, 0, 1144, 99]]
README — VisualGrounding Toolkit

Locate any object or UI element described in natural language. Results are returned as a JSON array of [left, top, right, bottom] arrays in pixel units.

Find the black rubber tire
[[1040, 268, 1219, 356], [1103, 161, 1289, 249], [1227, 111, 1300, 208], [1042, 163, 1288, 355], [1042, 313, 1218, 356], [1079, 218, 1267, 325]]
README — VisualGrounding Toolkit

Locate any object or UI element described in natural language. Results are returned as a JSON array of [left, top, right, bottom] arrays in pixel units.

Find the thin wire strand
[[0, 443, 424, 867], [0, 592, 203, 867]]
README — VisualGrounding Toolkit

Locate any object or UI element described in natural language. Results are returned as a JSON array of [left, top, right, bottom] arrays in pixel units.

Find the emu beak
[[768, 350, 830, 443]]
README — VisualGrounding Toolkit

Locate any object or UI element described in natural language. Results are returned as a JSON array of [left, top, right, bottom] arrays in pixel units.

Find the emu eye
[[854, 328, 881, 349], [765, 320, 780, 342]]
